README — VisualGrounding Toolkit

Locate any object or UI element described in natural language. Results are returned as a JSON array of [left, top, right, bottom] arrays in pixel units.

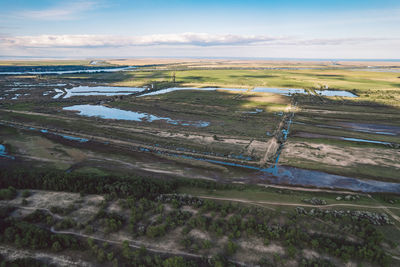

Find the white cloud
[[17, 1, 98, 21], [0, 33, 284, 47], [1, 33, 394, 48]]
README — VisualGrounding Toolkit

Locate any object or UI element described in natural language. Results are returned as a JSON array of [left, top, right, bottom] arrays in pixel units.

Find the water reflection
[[63, 104, 210, 127]]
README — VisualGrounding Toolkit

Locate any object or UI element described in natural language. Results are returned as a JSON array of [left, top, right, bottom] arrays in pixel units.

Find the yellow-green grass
[[110, 69, 399, 90]]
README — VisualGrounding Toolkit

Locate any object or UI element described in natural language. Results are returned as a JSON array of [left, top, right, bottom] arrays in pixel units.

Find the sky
[[0, 0, 399, 59]]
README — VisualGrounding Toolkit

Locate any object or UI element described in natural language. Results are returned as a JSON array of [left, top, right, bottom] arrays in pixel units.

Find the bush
[[0, 186, 17, 200], [21, 190, 31, 198]]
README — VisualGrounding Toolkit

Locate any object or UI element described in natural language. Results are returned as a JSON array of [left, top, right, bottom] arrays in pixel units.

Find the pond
[[138, 87, 247, 97], [63, 104, 210, 127], [62, 86, 145, 98], [252, 87, 358, 97], [252, 87, 307, 95], [315, 90, 357, 97]]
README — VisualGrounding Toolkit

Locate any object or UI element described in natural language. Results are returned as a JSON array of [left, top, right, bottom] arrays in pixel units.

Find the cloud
[[0, 33, 285, 47], [17, 1, 98, 21], [2, 33, 394, 49]]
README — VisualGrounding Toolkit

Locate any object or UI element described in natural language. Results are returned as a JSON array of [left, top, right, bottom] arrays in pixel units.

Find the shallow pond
[[252, 87, 358, 97], [315, 90, 357, 97], [62, 86, 145, 98], [252, 87, 307, 95], [63, 104, 210, 127], [138, 87, 247, 97]]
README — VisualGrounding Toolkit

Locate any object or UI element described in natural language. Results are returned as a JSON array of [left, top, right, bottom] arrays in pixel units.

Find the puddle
[[295, 132, 393, 146], [0, 66, 136, 75], [60, 135, 88, 142], [337, 122, 400, 136], [138, 87, 247, 97], [63, 86, 145, 98], [252, 87, 307, 95], [252, 87, 357, 97], [0, 144, 15, 160], [341, 137, 392, 145], [315, 90, 357, 97], [11, 94, 21, 100], [37, 128, 89, 142], [53, 89, 64, 99], [63, 104, 210, 127], [242, 108, 263, 114]]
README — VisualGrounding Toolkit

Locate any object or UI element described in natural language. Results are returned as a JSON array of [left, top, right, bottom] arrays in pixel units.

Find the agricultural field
[[0, 59, 400, 266]]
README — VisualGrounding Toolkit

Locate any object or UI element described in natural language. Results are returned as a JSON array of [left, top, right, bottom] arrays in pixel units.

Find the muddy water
[[168, 152, 400, 193], [268, 166, 400, 193]]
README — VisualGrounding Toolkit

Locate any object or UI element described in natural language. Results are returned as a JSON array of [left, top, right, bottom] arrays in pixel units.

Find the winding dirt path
[[257, 183, 368, 195], [195, 195, 400, 211]]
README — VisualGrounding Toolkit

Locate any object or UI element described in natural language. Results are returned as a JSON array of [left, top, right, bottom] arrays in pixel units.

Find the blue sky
[[0, 0, 399, 59]]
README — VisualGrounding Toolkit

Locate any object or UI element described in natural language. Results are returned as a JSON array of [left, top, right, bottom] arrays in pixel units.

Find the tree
[[225, 241, 238, 256], [122, 240, 131, 259], [163, 256, 189, 267], [52, 241, 62, 252], [107, 252, 114, 261]]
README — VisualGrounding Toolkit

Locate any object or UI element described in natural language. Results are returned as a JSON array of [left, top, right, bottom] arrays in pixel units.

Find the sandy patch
[[280, 141, 400, 169]]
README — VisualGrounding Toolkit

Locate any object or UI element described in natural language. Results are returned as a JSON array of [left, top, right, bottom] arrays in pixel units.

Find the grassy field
[[1, 60, 400, 185], [110, 89, 289, 138], [107, 68, 399, 91], [55, 67, 399, 107]]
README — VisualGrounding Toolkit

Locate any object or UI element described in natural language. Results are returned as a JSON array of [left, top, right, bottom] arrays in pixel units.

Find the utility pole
[[172, 71, 176, 83]]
